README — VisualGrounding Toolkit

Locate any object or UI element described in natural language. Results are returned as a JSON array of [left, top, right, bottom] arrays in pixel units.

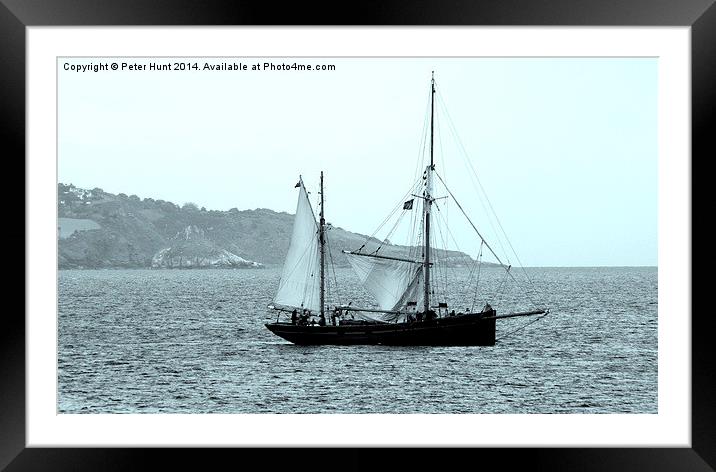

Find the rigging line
[[433, 169, 507, 269], [439, 242, 449, 304], [440, 143, 450, 246], [407, 189, 420, 252], [437, 91, 539, 294], [464, 254, 477, 298], [404, 179, 420, 252], [382, 205, 409, 246], [446, 194, 541, 308], [435, 92, 512, 266], [493, 269, 510, 308], [495, 312, 550, 341], [471, 248, 484, 312], [432, 196, 477, 269], [361, 178, 422, 248], [368, 181, 419, 244], [431, 205, 449, 303], [431, 191, 535, 307], [503, 267, 542, 310], [408, 208, 422, 262], [414, 87, 433, 186], [433, 118, 450, 302], [437, 201, 530, 308], [463, 223, 482, 285], [408, 179, 426, 257], [465, 252, 478, 289], [490, 255, 542, 310], [471, 241, 484, 312], [432, 204, 475, 300], [435, 91, 509, 260], [325, 231, 339, 290], [435, 93, 447, 185], [432, 201, 478, 307]]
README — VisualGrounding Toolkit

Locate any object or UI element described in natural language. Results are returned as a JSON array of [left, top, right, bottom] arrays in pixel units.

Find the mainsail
[[273, 180, 321, 312]]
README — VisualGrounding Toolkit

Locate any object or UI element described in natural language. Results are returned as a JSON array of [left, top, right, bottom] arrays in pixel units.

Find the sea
[[58, 266, 657, 414]]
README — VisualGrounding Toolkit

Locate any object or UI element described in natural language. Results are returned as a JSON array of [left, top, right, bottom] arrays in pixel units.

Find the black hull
[[265, 310, 497, 346]]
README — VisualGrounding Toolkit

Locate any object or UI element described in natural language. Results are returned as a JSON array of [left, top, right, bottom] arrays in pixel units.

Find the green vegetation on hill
[[58, 183, 483, 269]]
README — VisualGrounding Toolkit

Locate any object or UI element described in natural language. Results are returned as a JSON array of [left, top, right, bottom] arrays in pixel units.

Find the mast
[[430, 72, 435, 169], [424, 72, 435, 315], [319, 171, 326, 317]]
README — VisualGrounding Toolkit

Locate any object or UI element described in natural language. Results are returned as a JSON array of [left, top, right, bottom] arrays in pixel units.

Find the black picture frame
[[6, 0, 710, 470]]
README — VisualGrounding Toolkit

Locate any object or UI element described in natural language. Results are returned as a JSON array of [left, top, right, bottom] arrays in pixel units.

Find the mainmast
[[423, 72, 435, 315], [319, 171, 326, 317]]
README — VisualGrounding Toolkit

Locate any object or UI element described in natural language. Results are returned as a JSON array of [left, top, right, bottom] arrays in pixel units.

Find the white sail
[[273, 181, 321, 312], [393, 265, 424, 311], [344, 252, 423, 313]]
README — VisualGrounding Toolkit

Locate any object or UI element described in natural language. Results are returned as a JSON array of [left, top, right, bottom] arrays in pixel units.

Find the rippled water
[[58, 267, 657, 413]]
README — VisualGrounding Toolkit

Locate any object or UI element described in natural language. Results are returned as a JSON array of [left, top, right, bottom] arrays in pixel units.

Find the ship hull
[[265, 310, 497, 346]]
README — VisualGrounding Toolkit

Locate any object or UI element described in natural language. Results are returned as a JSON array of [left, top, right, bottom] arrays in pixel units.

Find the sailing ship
[[265, 73, 549, 346]]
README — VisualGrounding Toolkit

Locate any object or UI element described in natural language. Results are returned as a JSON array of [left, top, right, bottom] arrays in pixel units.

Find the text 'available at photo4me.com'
[[62, 60, 338, 73]]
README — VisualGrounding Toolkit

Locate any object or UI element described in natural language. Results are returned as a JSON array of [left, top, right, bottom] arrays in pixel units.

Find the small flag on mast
[[403, 199, 414, 210], [294, 181, 301, 188]]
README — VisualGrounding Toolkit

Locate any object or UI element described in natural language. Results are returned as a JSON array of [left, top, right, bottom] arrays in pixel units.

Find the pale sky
[[58, 57, 657, 267]]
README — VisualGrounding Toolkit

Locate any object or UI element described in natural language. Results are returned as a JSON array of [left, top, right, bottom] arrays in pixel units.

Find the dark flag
[[295, 181, 301, 188], [403, 199, 414, 210]]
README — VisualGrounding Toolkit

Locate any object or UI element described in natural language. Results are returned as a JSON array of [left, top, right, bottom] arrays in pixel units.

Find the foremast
[[423, 72, 436, 315]]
